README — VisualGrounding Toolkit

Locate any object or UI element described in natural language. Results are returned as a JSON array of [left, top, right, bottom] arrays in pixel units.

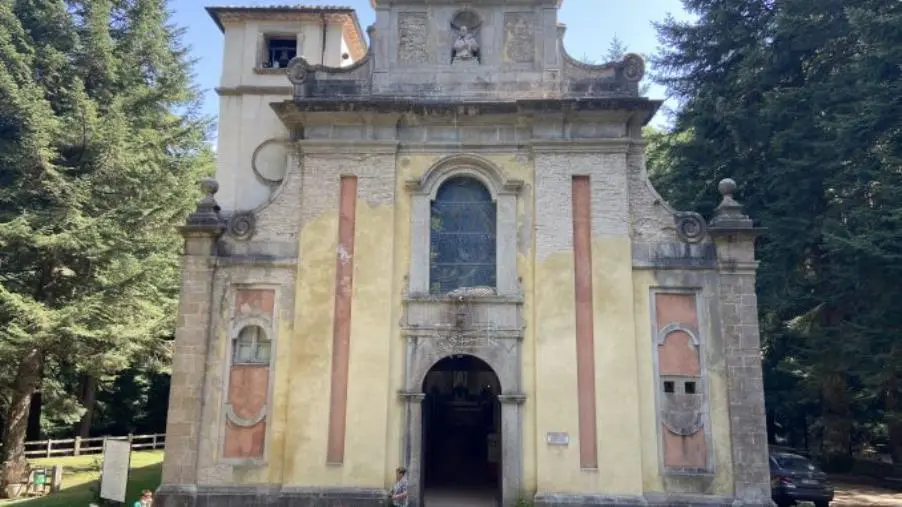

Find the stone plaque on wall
[[398, 12, 429, 65], [503, 12, 534, 64], [545, 432, 570, 446]]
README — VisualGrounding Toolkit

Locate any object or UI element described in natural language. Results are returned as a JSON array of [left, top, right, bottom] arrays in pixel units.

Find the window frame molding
[[255, 31, 305, 70], [230, 320, 273, 365], [406, 154, 523, 297]]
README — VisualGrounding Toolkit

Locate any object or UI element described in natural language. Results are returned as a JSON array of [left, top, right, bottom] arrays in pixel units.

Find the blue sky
[[173, 0, 692, 127]]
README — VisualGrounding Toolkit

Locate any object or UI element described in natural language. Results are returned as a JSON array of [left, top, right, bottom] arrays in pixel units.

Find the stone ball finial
[[200, 178, 219, 196], [718, 178, 737, 198]]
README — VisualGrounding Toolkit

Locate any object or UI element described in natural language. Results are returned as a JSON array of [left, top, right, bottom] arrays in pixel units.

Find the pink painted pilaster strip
[[572, 176, 599, 469], [326, 176, 358, 464]]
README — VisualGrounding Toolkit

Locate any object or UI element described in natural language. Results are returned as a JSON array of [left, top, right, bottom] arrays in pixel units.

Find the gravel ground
[[829, 477, 902, 506]]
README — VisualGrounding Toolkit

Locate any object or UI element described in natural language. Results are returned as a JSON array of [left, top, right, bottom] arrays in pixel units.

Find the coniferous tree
[[0, 0, 212, 492], [605, 35, 628, 62], [652, 0, 902, 467]]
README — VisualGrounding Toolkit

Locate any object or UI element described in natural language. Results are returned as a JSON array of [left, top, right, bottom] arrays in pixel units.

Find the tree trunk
[[25, 378, 42, 442], [0, 349, 44, 498], [75, 375, 98, 438], [820, 369, 852, 471], [885, 348, 902, 464], [766, 411, 776, 444]]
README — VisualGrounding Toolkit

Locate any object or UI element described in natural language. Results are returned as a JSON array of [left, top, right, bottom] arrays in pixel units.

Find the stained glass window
[[233, 325, 271, 365], [430, 177, 497, 294]]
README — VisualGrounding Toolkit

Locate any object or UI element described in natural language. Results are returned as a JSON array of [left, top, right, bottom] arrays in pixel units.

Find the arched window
[[429, 177, 496, 293], [233, 325, 271, 365]]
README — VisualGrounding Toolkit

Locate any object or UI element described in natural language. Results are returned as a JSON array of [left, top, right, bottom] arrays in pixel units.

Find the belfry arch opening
[[422, 354, 501, 502]]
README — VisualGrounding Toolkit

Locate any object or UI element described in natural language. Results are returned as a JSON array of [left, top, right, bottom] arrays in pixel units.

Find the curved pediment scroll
[[285, 50, 374, 99]]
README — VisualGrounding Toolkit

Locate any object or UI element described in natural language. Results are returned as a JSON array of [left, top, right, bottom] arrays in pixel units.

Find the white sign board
[[546, 432, 570, 446], [100, 438, 131, 502]]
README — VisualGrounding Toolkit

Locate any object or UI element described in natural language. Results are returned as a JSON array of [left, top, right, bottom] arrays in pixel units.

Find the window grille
[[429, 177, 497, 294], [264, 38, 297, 68], [233, 325, 271, 364]]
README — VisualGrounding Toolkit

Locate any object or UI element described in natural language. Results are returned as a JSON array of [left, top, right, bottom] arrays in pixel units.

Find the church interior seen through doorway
[[422, 355, 501, 505]]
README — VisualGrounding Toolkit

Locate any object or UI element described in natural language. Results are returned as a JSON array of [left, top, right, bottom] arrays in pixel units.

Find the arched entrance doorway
[[422, 355, 501, 505]]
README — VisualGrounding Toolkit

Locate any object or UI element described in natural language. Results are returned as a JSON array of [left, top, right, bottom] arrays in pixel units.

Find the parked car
[[770, 450, 834, 507]]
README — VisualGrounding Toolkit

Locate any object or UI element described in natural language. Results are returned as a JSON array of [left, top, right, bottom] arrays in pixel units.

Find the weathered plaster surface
[[283, 151, 397, 488], [160, 1, 771, 506], [194, 265, 296, 487], [632, 270, 735, 497]]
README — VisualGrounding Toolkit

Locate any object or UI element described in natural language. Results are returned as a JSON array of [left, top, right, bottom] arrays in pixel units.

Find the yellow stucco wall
[[221, 149, 734, 497], [270, 152, 538, 489], [279, 173, 397, 487], [533, 237, 644, 495]]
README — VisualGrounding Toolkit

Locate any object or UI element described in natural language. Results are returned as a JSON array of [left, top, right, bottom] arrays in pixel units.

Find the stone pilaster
[[498, 394, 526, 507], [708, 179, 771, 505], [400, 392, 426, 507], [157, 180, 225, 504]]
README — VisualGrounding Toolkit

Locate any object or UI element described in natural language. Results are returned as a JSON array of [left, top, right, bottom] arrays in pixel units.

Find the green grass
[[0, 451, 164, 506]]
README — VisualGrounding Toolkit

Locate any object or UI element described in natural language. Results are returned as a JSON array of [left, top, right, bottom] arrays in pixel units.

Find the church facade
[[157, 1, 772, 506]]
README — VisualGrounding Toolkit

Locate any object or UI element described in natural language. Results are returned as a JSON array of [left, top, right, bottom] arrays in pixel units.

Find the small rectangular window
[[264, 37, 297, 68], [685, 381, 697, 394], [663, 381, 675, 393]]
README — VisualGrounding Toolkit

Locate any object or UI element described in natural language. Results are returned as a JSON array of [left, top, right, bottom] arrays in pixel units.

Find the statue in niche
[[450, 12, 482, 64]]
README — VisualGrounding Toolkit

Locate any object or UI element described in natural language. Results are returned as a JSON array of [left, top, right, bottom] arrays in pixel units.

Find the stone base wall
[[155, 485, 388, 507], [533, 492, 771, 507]]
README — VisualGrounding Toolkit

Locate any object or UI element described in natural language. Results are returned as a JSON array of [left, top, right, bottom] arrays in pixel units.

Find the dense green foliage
[[0, 0, 211, 492], [651, 0, 902, 467]]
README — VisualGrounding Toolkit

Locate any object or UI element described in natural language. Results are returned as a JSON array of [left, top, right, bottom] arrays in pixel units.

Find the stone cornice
[[275, 97, 659, 116], [715, 260, 760, 276], [215, 256, 298, 269], [217, 86, 292, 96], [271, 98, 662, 132], [297, 139, 400, 155], [398, 143, 531, 154], [253, 67, 287, 76], [530, 138, 632, 154]]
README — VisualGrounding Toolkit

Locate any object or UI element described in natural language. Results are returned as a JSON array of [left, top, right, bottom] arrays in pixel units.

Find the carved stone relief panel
[[398, 12, 430, 65], [653, 291, 711, 473], [401, 296, 524, 393], [502, 12, 534, 64]]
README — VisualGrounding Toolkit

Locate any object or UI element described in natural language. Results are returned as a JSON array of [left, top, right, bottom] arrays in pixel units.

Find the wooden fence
[[23, 433, 166, 458]]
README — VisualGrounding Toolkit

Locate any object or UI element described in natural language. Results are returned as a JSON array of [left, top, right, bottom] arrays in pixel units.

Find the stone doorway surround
[[401, 154, 526, 507], [400, 344, 525, 507]]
